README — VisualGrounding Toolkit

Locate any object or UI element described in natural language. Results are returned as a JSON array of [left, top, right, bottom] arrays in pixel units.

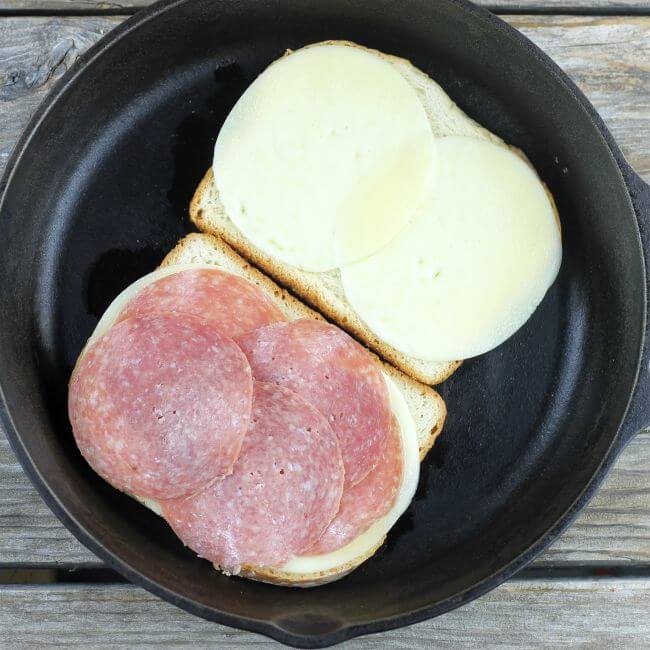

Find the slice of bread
[[189, 41, 512, 385], [162, 232, 446, 461]]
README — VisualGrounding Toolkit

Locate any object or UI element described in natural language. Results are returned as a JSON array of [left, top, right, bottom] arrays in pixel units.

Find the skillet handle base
[[619, 164, 650, 446]]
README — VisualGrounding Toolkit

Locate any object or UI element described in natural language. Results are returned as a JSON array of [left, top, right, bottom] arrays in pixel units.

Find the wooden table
[[1, 1, 649, 646]]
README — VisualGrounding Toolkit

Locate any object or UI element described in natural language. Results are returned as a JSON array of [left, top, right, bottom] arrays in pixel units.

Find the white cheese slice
[[213, 43, 437, 271], [340, 136, 562, 361]]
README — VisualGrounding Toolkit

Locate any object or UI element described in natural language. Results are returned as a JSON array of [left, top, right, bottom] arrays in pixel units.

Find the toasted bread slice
[[162, 232, 446, 460], [188, 41, 515, 384]]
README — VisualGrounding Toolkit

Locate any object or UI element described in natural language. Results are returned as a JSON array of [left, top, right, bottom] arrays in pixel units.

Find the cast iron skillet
[[0, 0, 649, 646]]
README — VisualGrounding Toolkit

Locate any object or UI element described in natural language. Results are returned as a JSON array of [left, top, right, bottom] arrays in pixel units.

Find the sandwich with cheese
[[190, 41, 562, 384]]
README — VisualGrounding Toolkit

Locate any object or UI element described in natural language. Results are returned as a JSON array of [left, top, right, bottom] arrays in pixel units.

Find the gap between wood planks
[[2, 564, 650, 586], [0, 4, 649, 17]]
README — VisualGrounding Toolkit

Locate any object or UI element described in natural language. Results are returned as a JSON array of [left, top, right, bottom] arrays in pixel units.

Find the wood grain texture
[[0, 16, 123, 175], [1, 425, 648, 565], [1, 15, 648, 181], [0, 0, 649, 13], [0, 579, 649, 647], [511, 15, 650, 182], [0, 15, 649, 567]]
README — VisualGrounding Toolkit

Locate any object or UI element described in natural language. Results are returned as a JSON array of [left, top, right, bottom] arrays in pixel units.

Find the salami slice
[[306, 416, 403, 555], [69, 313, 253, 500], [117, 268, 286, 339], [237, 319, 391, 486], [161, 382, 344, 570]]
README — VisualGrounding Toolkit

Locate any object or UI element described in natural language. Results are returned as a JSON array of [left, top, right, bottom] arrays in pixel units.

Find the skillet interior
[[0, 0, 644, 644]]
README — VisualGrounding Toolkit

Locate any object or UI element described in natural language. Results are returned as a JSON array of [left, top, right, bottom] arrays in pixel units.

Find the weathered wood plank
[[2, 428, 648, 565], [511, 15, 650, 181], [1, 16, 648, 182], [0, 16, 123, 175], [0, 1, 649, 14], [543, 431, 650, 563], [0, 0, 143, 10], [0, 579, 649, 647], [0, 15, 649, 566]]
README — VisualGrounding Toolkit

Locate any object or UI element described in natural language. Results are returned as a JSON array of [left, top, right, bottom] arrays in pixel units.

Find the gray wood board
[[2, 431, 648, 564], [1, 16, 648, 181], [1, 0, 650, 13], [0, 579, 649, 647], [0, 15, 649, 565]]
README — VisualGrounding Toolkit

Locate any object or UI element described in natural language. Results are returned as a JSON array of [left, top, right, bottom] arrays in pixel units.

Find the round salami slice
[[161, 382, 344, 570], [117, 268, 286, 339], [306, 417, 403, 555], [237, 319, 391, 486], [69, 313, 253, 500]]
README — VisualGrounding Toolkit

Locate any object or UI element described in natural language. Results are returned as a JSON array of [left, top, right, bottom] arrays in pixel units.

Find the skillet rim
[[0, 0, 645, 646]]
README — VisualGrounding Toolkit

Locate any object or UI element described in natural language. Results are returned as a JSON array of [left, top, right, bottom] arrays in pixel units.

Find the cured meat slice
[[306, 417, 403, 555], [237, 319, 391, 486], [161, 382, 344, 570], [69, 313, 252, 500], [117, 268, 286, 339]]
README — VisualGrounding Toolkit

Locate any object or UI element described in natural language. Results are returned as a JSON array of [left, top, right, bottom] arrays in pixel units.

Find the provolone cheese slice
[[213, 43, 436, 271], [341, 136, 562, 361]]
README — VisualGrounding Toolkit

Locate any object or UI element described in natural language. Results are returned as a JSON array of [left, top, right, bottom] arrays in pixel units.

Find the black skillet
[[0, 0, 649, 646]]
